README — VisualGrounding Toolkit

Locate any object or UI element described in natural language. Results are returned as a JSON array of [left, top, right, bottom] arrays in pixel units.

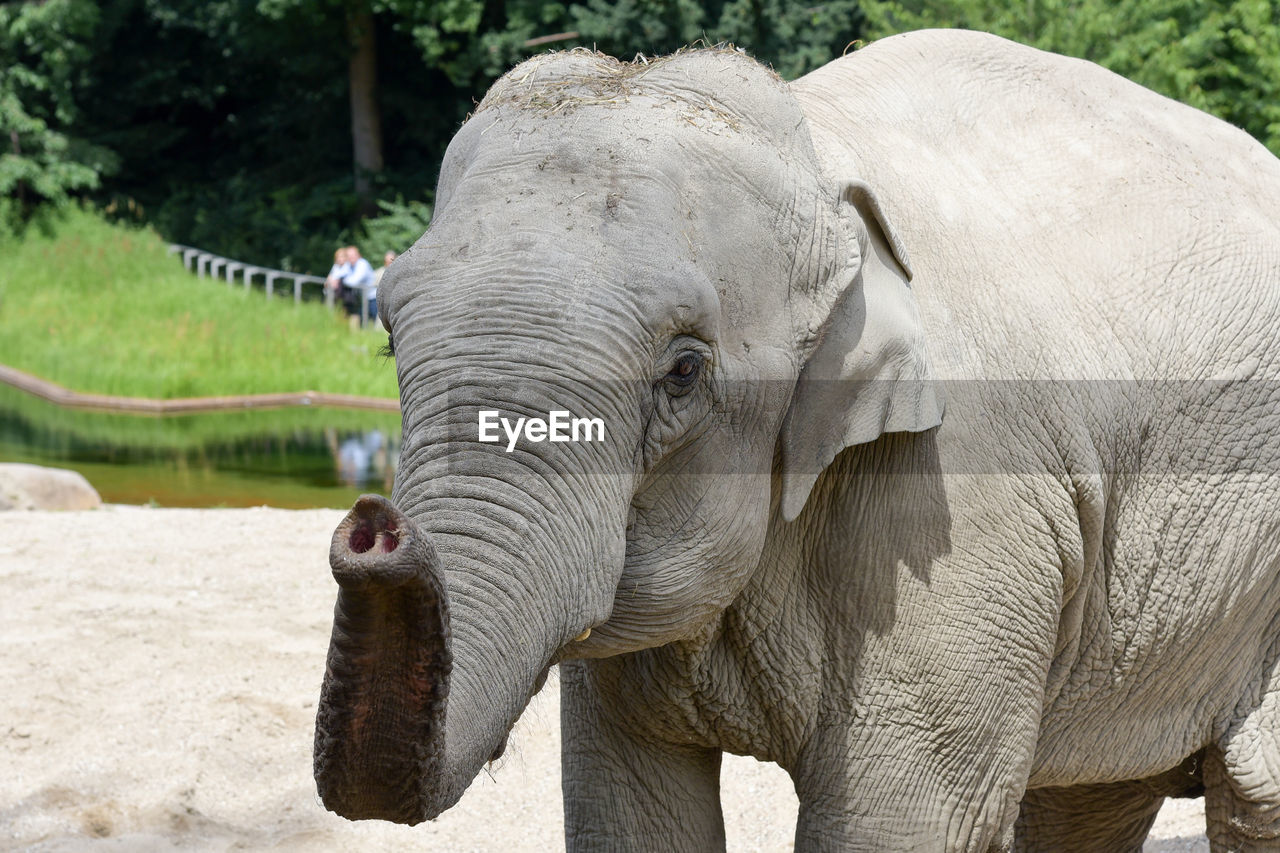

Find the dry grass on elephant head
[[476, 45, 789, 135]]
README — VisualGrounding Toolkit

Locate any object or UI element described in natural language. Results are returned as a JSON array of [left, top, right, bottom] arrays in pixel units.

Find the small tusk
[[574, 628, 591, 643]]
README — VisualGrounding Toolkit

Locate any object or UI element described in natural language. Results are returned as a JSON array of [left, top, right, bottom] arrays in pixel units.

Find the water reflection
[[0, 384, 401, 508], [327, 428, 398, 490]]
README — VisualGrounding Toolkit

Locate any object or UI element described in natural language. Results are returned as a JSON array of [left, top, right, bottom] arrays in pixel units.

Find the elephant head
[[314, 48, 941, 824]]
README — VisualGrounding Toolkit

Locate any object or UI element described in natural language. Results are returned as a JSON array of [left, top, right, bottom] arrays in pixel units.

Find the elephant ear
[[779, 180, 943, 522]]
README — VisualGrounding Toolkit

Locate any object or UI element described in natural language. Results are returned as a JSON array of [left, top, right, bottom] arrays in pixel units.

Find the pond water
[[0, 384, 401, 509]]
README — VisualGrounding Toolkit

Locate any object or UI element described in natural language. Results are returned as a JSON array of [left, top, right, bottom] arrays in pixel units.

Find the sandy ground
[[0, 506, 1208, 851]]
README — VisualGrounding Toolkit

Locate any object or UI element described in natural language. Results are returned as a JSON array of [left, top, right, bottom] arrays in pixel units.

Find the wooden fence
[[0, 363, 397, 414]]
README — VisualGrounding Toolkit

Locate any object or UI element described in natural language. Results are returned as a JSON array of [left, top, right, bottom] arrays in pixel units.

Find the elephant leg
[[1204, 670, 1280, 852], [1012, 757, 1201, 853], [559, 660, 726, 853], [1204, 745, 1280, 851], [790, 719, 1029, 852]]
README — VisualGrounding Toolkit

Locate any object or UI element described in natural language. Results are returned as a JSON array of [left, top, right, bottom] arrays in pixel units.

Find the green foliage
[[9, 0, 1280, 270], [863, 0, 1280, 155], [0, 0, 114, 232], [79, 0, 371, 272], [709, 0, 865, 78], [71, 0, 451, 272], [569, 0, 864, 78], [387, 0, 866, 86], [157, 174, 359, 274], [2, 0, 867, 269], [569, 0, 707, 58], [359, 197, 433, 258], [385, 0, 508, 84], [0, 208, 397, 399]]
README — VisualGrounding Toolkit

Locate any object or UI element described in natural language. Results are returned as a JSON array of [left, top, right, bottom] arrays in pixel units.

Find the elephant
[[313, 28, 1280, 852]]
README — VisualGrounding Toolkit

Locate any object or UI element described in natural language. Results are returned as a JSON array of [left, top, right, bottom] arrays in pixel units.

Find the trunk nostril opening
[[381, 532, 399, 553], [350, 522, 375, 554]]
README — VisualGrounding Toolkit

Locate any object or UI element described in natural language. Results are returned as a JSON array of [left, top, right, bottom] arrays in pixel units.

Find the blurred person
[[339, 246, 375, 321], [337, 429, 386, 488], [324, 247, 350, 298]]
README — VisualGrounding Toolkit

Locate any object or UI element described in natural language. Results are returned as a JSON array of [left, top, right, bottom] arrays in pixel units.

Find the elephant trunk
[[314, 494, 454, 824], [315, 438, 626, 824]]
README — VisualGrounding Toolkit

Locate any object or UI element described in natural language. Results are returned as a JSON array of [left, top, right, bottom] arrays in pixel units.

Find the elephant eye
[[666, 352, 702, 389], [377, 334, 395, 360]]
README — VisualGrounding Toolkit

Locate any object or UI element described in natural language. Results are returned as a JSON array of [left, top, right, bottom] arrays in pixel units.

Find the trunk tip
[[330, 494, 433, 587]]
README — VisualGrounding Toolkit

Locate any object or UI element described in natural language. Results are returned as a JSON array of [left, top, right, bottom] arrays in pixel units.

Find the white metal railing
[[166, 243, 379, 325], [167, 243, 333, 308], [167, 239, 384, 312]]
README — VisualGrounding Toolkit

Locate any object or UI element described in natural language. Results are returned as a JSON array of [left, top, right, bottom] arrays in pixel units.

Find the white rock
[[0, 463, 101, 511]]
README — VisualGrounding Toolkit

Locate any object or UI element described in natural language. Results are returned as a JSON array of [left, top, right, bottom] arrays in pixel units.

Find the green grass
[[0, 207, 398, 399]]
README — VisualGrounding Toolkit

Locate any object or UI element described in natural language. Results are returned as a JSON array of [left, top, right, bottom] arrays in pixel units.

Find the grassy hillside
[[0, 208, 397, 399]]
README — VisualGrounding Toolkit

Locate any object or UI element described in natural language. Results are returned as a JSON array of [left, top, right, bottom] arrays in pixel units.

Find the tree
[[11, 0, 872, 269], [0, 0, 110, 230], [348, 4, 385, 215], [567, 0, 864, 79], [72, 0, 439, 270], [258, 0, 388, 214], [708, 0, 865, 78]]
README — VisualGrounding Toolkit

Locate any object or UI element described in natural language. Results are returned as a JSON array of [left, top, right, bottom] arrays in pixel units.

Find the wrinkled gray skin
[[314, 30, 1280, 852]]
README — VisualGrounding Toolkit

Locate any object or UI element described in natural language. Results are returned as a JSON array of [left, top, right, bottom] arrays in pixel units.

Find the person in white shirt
[[342, 246, 375, 290], [338, 246, 375, 318], [324, 247, 350, 298]]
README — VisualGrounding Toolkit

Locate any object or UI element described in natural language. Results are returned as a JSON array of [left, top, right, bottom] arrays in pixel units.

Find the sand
[[0, 506, 1208, 851]]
